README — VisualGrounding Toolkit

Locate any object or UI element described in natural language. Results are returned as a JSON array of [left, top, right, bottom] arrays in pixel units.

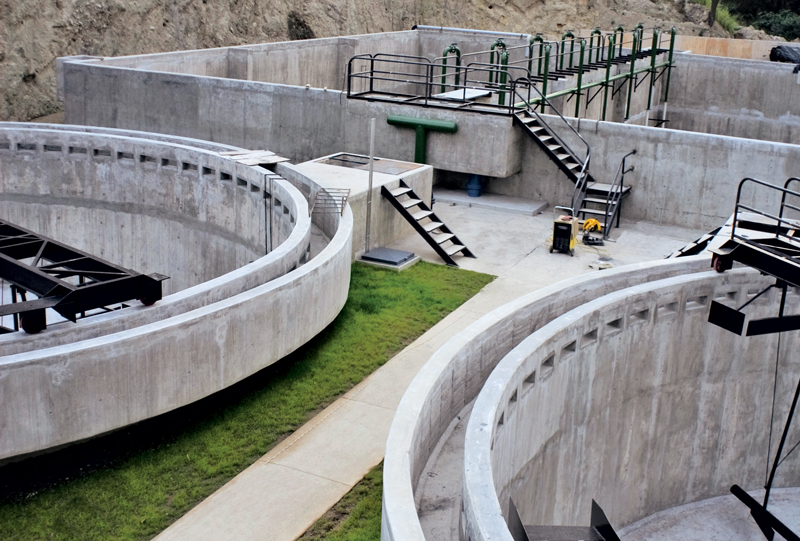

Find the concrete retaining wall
[[489, 116, 800, 231], [462, 270, 800, 541], [0, 127, 352, 463], [667, 54, 800, 144], [381, 256, 712, 541]]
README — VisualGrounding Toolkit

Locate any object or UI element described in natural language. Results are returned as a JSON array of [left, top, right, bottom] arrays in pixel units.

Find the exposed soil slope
[[0, 0, 727, 121]]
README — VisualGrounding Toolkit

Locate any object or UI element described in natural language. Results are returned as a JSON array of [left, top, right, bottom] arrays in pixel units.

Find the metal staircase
[[511, 83, 632, 238], [381, 180, 475, 266]]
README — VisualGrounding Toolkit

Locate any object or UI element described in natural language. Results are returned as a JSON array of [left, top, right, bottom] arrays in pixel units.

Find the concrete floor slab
[[619, 487, 800, 541], [434, 188, 548, 216]]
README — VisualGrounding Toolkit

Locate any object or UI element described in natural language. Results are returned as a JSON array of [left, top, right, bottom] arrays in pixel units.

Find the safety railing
[[601, 150, 636, 237], [347, 26, 677, 121], [732, 178, 800, 253]]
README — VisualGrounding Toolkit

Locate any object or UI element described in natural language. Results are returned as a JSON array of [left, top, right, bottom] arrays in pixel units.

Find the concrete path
[[155, 195, 705, 541]]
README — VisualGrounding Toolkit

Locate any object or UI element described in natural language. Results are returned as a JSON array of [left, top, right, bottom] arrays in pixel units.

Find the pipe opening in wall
[[220, 171, 232, 181], [44, 145, 62, 153], [117, 151, 134, 160], [93, 148, 112, 157], [69, 146, 87, 154]]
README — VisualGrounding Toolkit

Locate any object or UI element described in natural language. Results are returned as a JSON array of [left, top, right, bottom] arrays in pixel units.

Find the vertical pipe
[[615, 26, 624, 56], [528, 34, 543, 77], [625, 32, 638, 120], [560, 30, 575, 71], [489, 39, 505, 84], [441, 44, 461, 93], [575, 39, 586, 118], [541, 44, 551, 113], [591, 28, 602, 63], [602, 34, 615, 122], [366, 118, 375, 253], [498, 51, 509, 106]]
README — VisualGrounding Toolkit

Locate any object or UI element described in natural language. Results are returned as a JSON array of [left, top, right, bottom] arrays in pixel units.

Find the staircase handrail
[[602, 150, 636, 237], [509, 78, 591, 211], [733, 178, 800, 246]]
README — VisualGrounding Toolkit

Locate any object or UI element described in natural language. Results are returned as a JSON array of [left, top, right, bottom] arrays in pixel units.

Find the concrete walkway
[[155, 194, 705, 541]]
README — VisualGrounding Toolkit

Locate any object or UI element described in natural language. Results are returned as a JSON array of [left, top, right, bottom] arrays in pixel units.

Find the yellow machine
[[550, 206, 579, 256]]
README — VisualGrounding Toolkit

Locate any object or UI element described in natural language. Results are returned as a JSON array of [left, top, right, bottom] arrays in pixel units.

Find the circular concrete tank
[[462, 269, 800, 541], [0, 124, 353, 462]]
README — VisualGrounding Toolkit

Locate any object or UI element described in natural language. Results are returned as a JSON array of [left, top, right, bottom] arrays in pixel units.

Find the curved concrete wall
[[381, 256, 713, 541], [463, 269, 800, 541], [0, 126, 352, 462], [0, 126, 311, 354]]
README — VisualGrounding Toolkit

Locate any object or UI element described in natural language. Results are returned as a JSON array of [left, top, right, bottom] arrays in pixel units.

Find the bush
[[753, 10, 800, 41]]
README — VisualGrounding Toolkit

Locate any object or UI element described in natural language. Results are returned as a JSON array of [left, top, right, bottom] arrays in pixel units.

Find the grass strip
[[298, 462, 384, 541], [0, 261, 494, 541]]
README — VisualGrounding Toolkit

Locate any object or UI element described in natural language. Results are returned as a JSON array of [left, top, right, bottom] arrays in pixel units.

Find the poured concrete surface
[[434, 188, 548, 216], [156, 197, 706, 541], [619, 488, 800, 541]]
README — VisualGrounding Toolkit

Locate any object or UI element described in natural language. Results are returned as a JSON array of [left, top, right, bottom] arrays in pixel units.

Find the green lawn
[[0, 261, 494, 541]]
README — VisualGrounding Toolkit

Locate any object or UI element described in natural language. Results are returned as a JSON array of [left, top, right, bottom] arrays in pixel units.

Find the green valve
[[387, 115, 458, 164]]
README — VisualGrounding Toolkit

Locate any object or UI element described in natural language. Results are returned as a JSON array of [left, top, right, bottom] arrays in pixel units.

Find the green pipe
[[634, 23, 644, 53], [646, 29, 659, 111], [498, 51, 509, 106], [614, 26, 624, 57], [575, 39, 586, 117], [541, 44, 551, 112], [625, 32, 638, 120], [590, 27, 602, 63], [489, 38, 506, 84], [560, 30, 575, 70], [602, 34, 615, 121], [386, 115, 458, 164], [440, 44, 461, 93], [528, 34, 544, 77], [664, 26, 676, 102]]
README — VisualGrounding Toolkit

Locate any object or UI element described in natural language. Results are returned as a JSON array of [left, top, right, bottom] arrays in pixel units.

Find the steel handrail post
[[646, 29, 659, 111], [347, 57, 353, 97], [602, 34, 615, 121], [615, 25, 625, 56], [624, 32, 638, 120], [575, 39, 586, 117], [541, 44, 551, 113], [664, 26, 676, 103], [369, 56, 375, 93]]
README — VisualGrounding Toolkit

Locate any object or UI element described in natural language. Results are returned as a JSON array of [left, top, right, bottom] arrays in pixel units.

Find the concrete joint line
[[265, 398, 349, 463]]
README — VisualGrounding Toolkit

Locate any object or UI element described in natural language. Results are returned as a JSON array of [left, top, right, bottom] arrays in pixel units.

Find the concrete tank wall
[[667, 54, 800, 144], [0, 127, 272, 295], [490, 116, 800, 231], [380, 256, 712, 541], [0, 127, 351, 463], [462, 270, 800, 541]]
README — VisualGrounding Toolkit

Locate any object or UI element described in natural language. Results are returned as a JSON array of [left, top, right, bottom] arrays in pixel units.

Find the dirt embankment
[[0, 0, 726, 121]]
